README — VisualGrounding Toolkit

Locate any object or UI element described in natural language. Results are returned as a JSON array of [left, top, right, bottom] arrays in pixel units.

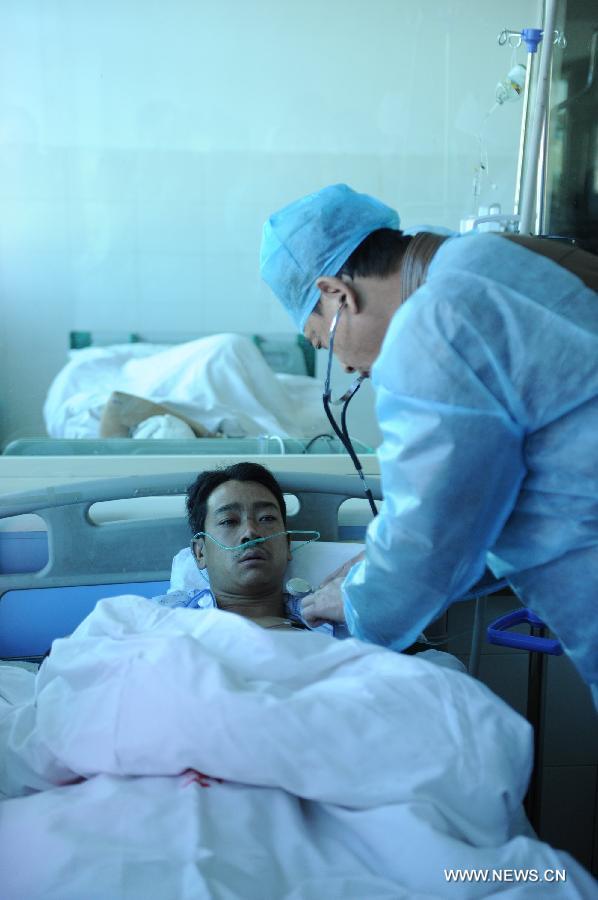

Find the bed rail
[[0, 472, 381, 591], [68, 331, 317, 377]]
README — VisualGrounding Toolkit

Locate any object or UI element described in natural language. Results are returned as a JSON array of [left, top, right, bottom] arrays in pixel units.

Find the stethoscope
[[323, 301, 379, 517]]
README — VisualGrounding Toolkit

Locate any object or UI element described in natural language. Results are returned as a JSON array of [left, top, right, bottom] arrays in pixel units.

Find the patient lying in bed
[[3, 571, 596, 896], [44, 333, 329, 440], [155, 463, 464, 671], [157, 461, 308, 631], [99, 390, 216, 438], [4, 481, 597, 894]]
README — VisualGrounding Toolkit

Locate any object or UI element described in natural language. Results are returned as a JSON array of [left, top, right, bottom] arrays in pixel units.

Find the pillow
[[132, 414, 196, 439], [169, 542, 364, 594]]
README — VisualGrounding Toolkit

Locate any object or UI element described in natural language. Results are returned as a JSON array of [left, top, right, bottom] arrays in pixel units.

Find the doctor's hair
[[310, 229, 445, 308], [310, 228, 413, 317], [186, 462, 288, 535], [337, 228, 412, 280]]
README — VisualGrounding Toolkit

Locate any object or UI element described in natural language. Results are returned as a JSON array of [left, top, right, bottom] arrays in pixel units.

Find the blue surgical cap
[[260, 184, 400, 332]]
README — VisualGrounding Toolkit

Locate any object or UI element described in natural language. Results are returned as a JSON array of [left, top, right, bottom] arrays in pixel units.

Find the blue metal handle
[[487, 608, 563, 655]]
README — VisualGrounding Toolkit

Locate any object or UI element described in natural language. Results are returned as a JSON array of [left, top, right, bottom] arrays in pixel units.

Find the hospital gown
[[155, 587, 336, 634], [343, 232, 598, 701]]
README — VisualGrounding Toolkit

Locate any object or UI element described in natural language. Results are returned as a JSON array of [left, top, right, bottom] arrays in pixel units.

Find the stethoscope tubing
[[324, 302, 378, 517]]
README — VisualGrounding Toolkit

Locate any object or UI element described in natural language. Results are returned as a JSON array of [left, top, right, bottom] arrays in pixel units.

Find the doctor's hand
[[300, 576, 346, 626], [300, 550, 365, 626]]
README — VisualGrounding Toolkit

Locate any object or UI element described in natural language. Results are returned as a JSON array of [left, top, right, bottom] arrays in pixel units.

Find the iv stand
[[499, 0, 564, 235], [518, 0, 558, 233]]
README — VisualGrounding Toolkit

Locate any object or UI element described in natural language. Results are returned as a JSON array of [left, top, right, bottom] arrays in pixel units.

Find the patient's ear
[[193, 539, 207, 570]]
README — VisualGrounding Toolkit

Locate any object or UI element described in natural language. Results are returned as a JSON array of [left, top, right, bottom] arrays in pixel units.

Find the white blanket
[[43, 334, 328, 439], [0, 596, 594, 898]]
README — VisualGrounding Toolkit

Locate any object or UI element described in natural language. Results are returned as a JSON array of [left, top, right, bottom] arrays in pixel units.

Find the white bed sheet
[[43, 334, 328, 439], [1, 596, 594, 898]]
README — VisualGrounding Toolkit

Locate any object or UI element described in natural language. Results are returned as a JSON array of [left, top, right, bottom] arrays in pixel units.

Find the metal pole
[[524, 623, 547, 832], [535, 114, 549, 234], [514, 50, 535, 216], [468, 597, 486, 678], [519, 0, 558, 233]]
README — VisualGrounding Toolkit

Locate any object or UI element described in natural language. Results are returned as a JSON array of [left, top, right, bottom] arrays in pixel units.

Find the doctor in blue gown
[[260, 184, 598, 705]]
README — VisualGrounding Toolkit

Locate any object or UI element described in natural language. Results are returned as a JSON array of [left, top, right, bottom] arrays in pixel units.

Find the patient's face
[[195, 480, 291, 598]]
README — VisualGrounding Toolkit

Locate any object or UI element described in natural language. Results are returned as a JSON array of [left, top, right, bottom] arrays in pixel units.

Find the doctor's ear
[[316, 276, 360, 314]]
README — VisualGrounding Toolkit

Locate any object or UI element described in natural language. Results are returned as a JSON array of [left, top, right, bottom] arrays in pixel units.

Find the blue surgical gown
[[343, 232, 598, 697]]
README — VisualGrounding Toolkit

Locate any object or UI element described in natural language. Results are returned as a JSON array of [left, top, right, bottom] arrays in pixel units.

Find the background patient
[[99, 390, 215, 438], [161, 462, 306, 631]]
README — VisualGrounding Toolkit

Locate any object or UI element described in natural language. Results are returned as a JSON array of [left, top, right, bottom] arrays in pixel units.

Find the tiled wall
[[0, 0, 536, 443]]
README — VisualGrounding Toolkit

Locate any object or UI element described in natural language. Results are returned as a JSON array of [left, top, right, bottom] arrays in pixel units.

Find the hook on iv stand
[[498, 2, 567, 234], [462, 10, 566, 238], [497, 27, 566, 52]]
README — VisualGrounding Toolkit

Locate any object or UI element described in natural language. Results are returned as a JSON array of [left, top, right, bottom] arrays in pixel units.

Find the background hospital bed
[[0, 470, 596, 875], [68, 329, 317, 367], [2, 331, 373, 456], [2, 436, 372, 456]]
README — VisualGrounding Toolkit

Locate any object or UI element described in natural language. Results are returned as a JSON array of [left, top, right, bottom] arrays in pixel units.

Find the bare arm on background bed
[[99, 390, 216, 438]]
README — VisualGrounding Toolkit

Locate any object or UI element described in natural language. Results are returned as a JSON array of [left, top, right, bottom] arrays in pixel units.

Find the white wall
[[0, 0, 538, 445]]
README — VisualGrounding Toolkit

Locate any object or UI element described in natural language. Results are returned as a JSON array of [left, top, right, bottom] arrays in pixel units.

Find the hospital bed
[[69, 329, 318, 367], [2, 331, 377, 456], [0, 468, 566, 684], [0, 471, 596, 896], [0, 470, 378, 659], [2, 435, 372, 456]]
